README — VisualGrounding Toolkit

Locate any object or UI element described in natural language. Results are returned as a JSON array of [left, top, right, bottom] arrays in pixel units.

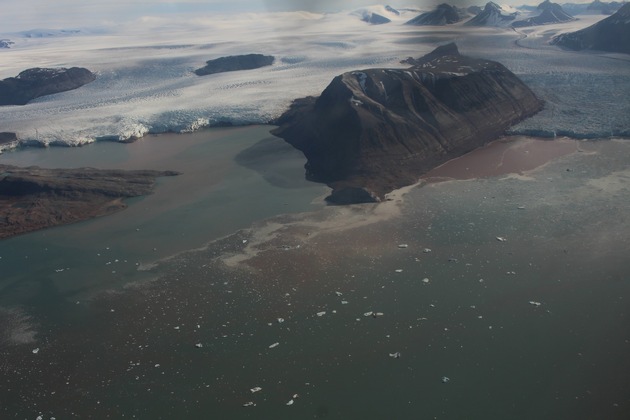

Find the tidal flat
[[1, 129, 628, 419]]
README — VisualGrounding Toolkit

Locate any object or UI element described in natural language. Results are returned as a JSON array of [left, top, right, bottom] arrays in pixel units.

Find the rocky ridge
[[512, 0, 575, 27], [551, 3, 630, 53], [0, 67, 96, 106], [405, 3, 468, 25], [465, 2, 518, 26], [271, 43, 543, 204]]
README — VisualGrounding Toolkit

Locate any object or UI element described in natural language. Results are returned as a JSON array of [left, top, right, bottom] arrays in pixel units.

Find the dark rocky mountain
[[467, 5, 483, 15], [465, 2, 518, 25], [512, 0, 575, 27], [361, 12, 391, 24], [0, 132, 18, 144], [0, 165, 179, 239], [194, 54, 274, 76], [0, 39, 14, 48], [385, 5, 401, 15], [405, 3, 468, 25], [271, 43, 543, 204], [551, 3, 630, 53], [0, 67, 96, 106]]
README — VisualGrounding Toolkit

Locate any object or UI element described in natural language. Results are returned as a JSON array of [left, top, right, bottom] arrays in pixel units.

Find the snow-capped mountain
[[551, 2, 630, 53], [465, 2, 518, 26], [512, 0, 575, 27], [405, 3, 468, 26]]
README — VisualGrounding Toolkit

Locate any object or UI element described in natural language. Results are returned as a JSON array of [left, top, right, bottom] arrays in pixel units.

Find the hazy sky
[[1, 0, 596, 32]]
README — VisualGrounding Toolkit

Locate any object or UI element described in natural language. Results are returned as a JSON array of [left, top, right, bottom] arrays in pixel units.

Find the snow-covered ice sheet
[[0, 11, 628, 146]]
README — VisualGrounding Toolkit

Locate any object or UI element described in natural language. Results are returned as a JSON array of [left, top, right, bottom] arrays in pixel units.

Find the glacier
[[0, 11, 628, 149]]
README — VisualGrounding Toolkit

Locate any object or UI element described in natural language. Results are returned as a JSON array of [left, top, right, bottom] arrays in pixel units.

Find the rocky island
[[0, 67, 96, 106], [194, 54, 275, 76], [0, 165, 179, 239], [272, 43, 543, 204], [551, 3, 630, 54]]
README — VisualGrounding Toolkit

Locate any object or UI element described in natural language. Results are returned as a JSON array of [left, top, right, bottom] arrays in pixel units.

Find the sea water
[[0, 134, 629, 420], [0, 126, 327, 305]]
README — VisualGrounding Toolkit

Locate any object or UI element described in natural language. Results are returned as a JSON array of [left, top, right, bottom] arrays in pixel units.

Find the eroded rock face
[[194, 54, 274, 76], [272, 43, 543, 204], [0, 67, 96, 106], [551, 3, 630, 53], [0, 165, 179, 239]]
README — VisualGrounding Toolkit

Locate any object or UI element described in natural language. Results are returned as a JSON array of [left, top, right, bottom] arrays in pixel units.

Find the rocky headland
[[551, 3, 630, 54], [271, 43, 543, 204], [0, 165, 179, 239], [194, 54, 275, 76], [0, 67, 96, 106]]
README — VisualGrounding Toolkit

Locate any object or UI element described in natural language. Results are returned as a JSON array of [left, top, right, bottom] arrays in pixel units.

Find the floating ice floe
[[496, 236, 507, 242], [335, 291, 343, 296], [277, 318, 285, 323], [364, 311, 374, 317], [423, 248, 432, 253], [341, 301, 349, 305], [398, 244, 408, 249], [269, 342, 280, 349], [528, 301, 542, 306], [441, 376, 450, 383], [243, 401, 256, 407], [389, 352, 401, 359], [316, 311, 326, 317], [422, 278, 430, 284], [286, 399, 294, 406], [32, 348, 40, 354], [250, 387, 262, 393], [195, 343, 203, 348], [395, 269, 403, 273]]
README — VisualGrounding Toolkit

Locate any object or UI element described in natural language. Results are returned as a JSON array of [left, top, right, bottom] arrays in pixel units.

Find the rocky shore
[[0, 165, 178, 239]]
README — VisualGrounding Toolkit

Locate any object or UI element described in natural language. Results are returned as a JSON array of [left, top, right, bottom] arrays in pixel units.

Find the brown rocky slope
[[0, 165, 178, 239], [271, 43, 544, 204]]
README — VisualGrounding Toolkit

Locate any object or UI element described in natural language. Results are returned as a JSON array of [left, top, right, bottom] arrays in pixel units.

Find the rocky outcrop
[[465, 2, 517, 26], [512, 0, 575, 27], [0, 67, 96, 106], [0, 39, 14, 48], [0, 132, 18, 144], [271, 43, 543, 204], [405, 4, 467, 25], [0, 165, 179, 239], [551, 3, 630, 53], [362, 12, 391, 24], [194, 54, 274, 76]]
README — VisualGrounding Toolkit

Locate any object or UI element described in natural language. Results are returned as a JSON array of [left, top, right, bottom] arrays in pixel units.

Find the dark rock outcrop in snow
[[512, 0, 575, 27], [0, 39, 14, 48], [465, 2, 517, 26], [0, 165, 179, 239], [385, 5, 401, 15], [194, 54, 274, 76], [361, 12, 391, 24], [551, 3, 630, 53], [271, 43, 543, 204], [0, 67, 96, 106], [405, 4, 467, 25]]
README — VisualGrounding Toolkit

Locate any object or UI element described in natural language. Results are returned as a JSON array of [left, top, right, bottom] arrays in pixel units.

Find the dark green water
[[0, 134, 628, 419]]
